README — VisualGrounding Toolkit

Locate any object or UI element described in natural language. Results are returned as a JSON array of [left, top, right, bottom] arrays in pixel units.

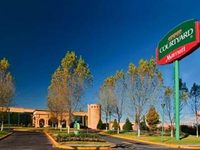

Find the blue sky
[[0, 0, 200, 118]]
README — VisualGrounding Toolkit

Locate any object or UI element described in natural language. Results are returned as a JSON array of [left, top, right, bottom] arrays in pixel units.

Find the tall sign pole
[[156, 19, 200, 140], [174, 60, 180, 140]]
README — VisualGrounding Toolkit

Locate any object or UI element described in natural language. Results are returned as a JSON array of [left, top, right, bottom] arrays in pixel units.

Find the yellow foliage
[[47, 51, 92, 121], [165, 87, 173, 96], [0, 58, 10, 71]]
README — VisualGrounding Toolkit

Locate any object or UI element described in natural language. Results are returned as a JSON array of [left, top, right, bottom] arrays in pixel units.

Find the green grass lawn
[[110, 132, 200, 145], [0, 131, 10, 138]]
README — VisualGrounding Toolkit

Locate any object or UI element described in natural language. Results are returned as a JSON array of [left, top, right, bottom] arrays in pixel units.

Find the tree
[[127, 58, 163, 136], [164, 80, 188, 137], [97, 119, 104, 130], [164, 87, 174, 137], [123, 118, 132, 132], [99, 76, 116, 130], [0, 58, 15, 131], [99, 70, 126, 133], [179, 78, 189, 113], [48, 51, 92, 130], [48, 64, 71, 130], [146, 106, 160, 132], [112, 119, 119, 131], [189, 83, 200, 137], [113, 70, 126, 134]]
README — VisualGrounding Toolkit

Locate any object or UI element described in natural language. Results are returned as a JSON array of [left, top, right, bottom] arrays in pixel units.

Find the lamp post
[[161, 103, 165, 142]]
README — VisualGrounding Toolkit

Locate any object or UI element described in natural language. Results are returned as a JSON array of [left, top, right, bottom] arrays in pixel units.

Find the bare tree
[[113, 70, 126, 134], [179, 78, 189, 114], [163, 79, 188, 137], [99, 76, 116, 130], [189, 83, 200, 137], [164, 87, 174, 137], [0, 58, 15, 131], [126, 58, 163, 136], [48, 79, 68, 130]]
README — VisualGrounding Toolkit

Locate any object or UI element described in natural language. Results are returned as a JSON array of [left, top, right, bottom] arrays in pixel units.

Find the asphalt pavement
[[101, 134, 183, 150], [0, 131, 191, 150], [0, 131, 59, 150]]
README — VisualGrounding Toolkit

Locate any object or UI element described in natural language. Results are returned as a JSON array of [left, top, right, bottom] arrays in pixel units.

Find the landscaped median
[[0, 131, 12, 140], [45, 129, 111, 150], [101, 131, 200, 149]]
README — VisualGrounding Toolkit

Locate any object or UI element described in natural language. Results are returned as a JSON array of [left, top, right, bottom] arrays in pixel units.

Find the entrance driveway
[[101, 134, 181, 150], [0, 131, 59, 150]]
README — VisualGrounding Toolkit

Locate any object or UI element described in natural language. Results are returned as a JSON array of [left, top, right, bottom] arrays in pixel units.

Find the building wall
[[88, 104, 101, 129], [0, 104, 101, 129], [33, 110, 52, 128], [0, 107, 34, 113], [33, 110, 87, 128], [197, 111, 200, 116]]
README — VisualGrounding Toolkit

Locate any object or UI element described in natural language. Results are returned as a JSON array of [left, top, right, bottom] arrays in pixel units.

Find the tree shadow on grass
[[161, 133, 189, 142], [162, 138, 172, 143], [180, 133, 189, 140]]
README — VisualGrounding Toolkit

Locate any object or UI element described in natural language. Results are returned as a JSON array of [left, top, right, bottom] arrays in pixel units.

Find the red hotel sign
[[156, 20, 200, 65]]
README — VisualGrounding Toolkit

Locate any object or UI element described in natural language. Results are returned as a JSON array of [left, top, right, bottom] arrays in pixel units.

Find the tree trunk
[[60, 120, 62, 132], [60, 114, 63, 132], [67, 125, 70, 134], [68, 109, 72, 126], [117, 118, 120, 134], [196, 115, 199, 138], [170, 126, 174, 137], [67, 110, 72, 134], [137, 122, 141, 137], [105, 119, 108, 131], [1, 121, 4, 131], [170, 122, 174, 137], [105, 112, 108, 131]]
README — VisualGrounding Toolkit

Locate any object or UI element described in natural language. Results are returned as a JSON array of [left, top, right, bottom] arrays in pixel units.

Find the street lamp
[[161, 103, 165, 142]]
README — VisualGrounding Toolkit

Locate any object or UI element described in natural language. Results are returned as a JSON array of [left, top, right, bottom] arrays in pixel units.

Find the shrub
[[106, 130, 117, 134], [57, 132, 105, 142], [102, 123, 108, 129], [123, 118, 132, 132], [181, 125, 196, 135], [146, 106, 160, 131], [97, 119, 104, 129]]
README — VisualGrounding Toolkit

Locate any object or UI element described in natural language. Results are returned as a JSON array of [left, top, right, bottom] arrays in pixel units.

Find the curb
[[44, 131, 111, 150], [13, 128, 43, 132], [0, 132, 13, 141], [101, 133, 200, 150]]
